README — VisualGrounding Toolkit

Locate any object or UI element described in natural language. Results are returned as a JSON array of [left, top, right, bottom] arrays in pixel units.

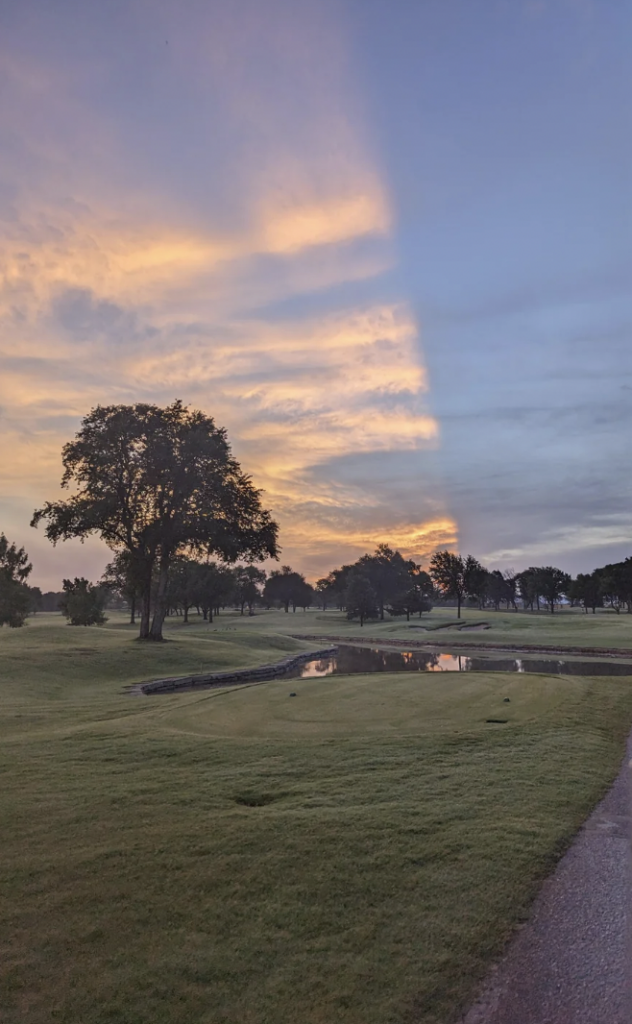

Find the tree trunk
[[149, 553, 171, 640], [183, 604, 189, 623], [457, 594, 461, 619], [129, 595, 136, 625], [139, 585, 151, 639]]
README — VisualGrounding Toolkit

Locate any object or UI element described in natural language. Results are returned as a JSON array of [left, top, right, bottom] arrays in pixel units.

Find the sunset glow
[[0, 0, 455, 587], [2, 0, 625, 586]]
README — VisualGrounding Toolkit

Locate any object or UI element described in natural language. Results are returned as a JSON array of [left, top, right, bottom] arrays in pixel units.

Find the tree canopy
[[345, 569, 378, 626], [32, 401, 278, 640], [0, 533, 33, 628], [59, 577, 108, 626], [263, 566, 313, 612], [429, 550, 467, 618]]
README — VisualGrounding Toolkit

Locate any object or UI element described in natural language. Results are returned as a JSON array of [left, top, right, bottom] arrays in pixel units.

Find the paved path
[[462, 732, 632, 1024]]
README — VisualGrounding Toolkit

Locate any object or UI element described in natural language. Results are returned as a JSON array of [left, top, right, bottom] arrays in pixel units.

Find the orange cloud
[[0, 0, 457, 587]]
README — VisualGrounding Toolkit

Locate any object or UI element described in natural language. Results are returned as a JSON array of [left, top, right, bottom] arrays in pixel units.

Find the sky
[[0, 0, 630, 589]]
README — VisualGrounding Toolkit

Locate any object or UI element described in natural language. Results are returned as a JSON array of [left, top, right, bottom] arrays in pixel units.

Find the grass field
[[226, 604, 632, 651], [2, 610, 632, 1023]]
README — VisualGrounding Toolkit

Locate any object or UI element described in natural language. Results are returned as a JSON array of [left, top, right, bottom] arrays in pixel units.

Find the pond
[[289, 645, 632, 678]]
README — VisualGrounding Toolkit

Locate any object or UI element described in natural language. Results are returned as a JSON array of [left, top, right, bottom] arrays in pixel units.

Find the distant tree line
[[1, 401, 631, 631], [425, 552, 632, 618]]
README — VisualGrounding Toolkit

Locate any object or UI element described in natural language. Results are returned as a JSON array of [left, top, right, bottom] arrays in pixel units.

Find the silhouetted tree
[[388, 562, 434, 619], [345, 570, 378, 627], [196, 561, 234, 622], [429, 550, 467, 618], [0, 533, 33, 628], [487, 570, 509, 611], [598, 560, 632, 613], [358, 544, 411, 620], [516, 568, 541, 611], [233, 565, 267, 615], [463, 555, 488, 610], [32, 402, 278, 640], [263, 566, 309, 612], [59, 577, 108, 626], [101, 550, 145, 624], [533, 566, 571, 614], [568, 572, 602, 614], [167, 556, 203, 623]]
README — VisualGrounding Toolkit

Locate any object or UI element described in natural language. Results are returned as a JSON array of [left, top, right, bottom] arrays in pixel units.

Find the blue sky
[[0, 0, 629, 588]]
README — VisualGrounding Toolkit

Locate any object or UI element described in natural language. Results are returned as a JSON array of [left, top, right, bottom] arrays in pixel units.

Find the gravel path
[[462, 731, 632, 1024]]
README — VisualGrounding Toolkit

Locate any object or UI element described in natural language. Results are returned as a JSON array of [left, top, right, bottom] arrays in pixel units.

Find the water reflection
[[294, 646, 632, 678]]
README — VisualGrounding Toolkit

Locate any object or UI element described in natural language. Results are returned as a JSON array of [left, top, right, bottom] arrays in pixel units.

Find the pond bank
[[127, 646, 338, 695], [292, 633, 632, 661]]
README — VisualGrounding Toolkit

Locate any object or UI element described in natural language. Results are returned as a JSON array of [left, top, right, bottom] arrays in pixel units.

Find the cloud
[[0, 1, 453, 588]]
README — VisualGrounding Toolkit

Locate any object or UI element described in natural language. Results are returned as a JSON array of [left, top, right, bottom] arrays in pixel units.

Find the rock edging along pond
[[128, 647, 338, 696], [292, 634, 632, 660]]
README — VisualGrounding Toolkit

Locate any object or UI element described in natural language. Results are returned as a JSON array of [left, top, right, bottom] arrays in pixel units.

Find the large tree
[[387, 562, 434, 619], [195, 561, 234, 622], [533, 566, 571, 614], [59, 578, 108, 626], [345, 569, 378, 627], [429, 550, 467, 618], [101, 550, 145, 624], [0, 533, 33, 628], [233, 565, 267, 615], [263, 566, 310, 612], [32, 402, 278, 640], [568, 572, 603, 614], [357, 544, 411, 621], [463, 555, 488, 610]]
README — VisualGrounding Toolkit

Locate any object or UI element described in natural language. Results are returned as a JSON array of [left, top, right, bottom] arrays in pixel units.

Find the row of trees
[[1, 401, 630, 632], [427, 553, 570, 617], [4, 530, 632, 629], [9, 558, 316, 627], [427, 553, 632, 617], [102, 555, 315, 623], [313, 549, 632, 623]]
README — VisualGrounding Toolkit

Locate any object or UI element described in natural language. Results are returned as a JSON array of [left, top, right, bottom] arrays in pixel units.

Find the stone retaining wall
[[129, 646, 338, 696]]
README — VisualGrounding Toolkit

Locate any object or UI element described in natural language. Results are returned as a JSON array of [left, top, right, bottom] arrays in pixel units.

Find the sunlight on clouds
[[273, 517, 459, 580], [128, 302, 439, 477], [261, 191, 389, 254], [0, 0, 457, 586]]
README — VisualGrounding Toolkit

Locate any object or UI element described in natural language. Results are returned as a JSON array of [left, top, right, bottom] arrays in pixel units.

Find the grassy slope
[[217, 605, 632, 650], [2, 613, 632, 1024]]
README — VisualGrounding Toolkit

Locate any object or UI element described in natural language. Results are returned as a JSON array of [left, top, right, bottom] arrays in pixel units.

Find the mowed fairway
[[2, 617, 632, 1024]]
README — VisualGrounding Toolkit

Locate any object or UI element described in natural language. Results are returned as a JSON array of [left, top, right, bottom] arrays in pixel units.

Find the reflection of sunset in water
[[293, 647, 632, 679]]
